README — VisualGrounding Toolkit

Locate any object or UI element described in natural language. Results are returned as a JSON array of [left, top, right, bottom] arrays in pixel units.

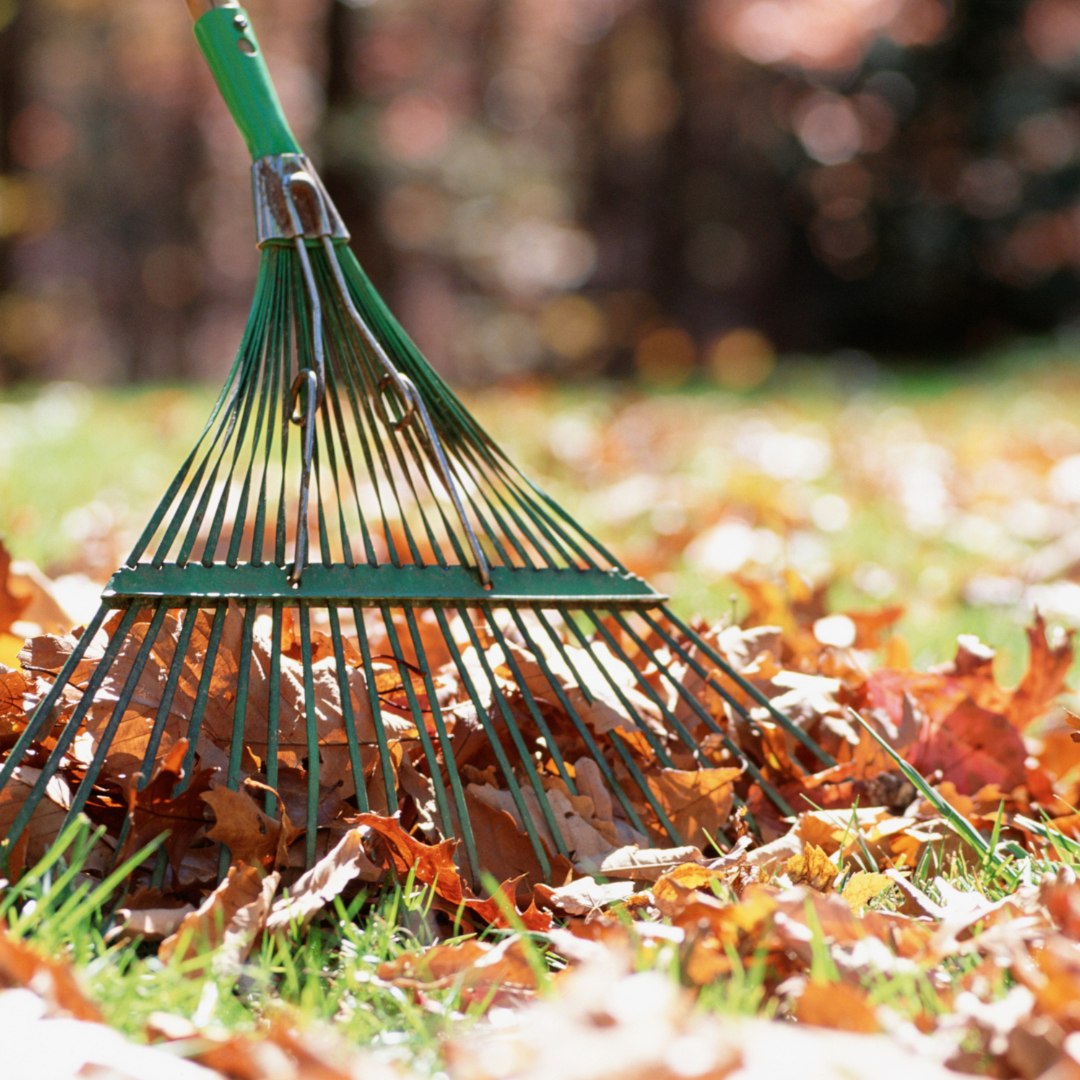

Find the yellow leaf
[[785, 844, 838, 892], [841, 870, 893, 911]]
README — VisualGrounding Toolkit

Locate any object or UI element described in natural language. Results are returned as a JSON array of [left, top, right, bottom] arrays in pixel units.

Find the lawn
[[3, 347, 1080, 1078]]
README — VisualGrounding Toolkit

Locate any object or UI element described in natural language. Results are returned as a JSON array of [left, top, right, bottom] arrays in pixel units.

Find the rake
[[0, 0, 837, 886]]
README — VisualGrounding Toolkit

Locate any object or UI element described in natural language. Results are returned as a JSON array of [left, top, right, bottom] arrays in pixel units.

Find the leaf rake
[[0, 0, 837, 885]]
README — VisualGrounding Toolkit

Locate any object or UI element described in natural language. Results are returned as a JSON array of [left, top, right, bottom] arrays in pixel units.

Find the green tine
[[583, 610, 713, 766], [264, 601, 283, 816], [650, 610, 836, 768], [64, 602, 171, 826], [318, 345, 379, 565], [327, 607, 367, 812], [225, 325, 276, 566], [249, 258, 286, 566], [606, 610, 795, 816], [460, 613, 570, 855], [633, 610, 769, 738], [536, 617, 683, 845], [606, 729, 684, 845], [225, 601, 257, 793], [487, 612, 576, 791], [521, 609, 653, 837], [219, 601, 257, 875], [6, 603, 144, 849], [299, 604, 320, 867], [353, 607, 398, 814], [378, 607, 456, 840], [177, 604, 229, 787], [556, 607, 678, 769], [0, 604, 111, 793], [332, 337, 403, 566], [137, 602, 200, 789], [432, 607, 554, 878], [400, 607, 481, 883], [199, 339, 264, 565]]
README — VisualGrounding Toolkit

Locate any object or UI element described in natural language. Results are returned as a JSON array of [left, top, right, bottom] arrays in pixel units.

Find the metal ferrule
[[252, 153, 349, 246]]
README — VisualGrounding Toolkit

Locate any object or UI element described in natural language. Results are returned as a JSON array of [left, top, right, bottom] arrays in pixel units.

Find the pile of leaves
[[4, 531, 1080, 1075]]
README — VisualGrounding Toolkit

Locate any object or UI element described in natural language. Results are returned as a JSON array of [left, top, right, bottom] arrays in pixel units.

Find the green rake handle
[[188, 0, 300, 160]]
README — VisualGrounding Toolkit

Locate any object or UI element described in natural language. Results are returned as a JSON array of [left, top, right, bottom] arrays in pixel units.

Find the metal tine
[[224, 270, 285, 568], [224, 601, 256, 792], [314, 336, 379, 566], [299, 604, 320, 868], [400, 606, 481, 884], [169, 306, 272, 567], [5, 603, 144, 848], [326, 278, 441, 566], [651, 609, 836, 768], [556, 606, 679, 770], [341, 314, 469, 572], [334, 308, 431, 569], [483, 610, 576, 792], [508, 609, 649, 834], [177, 604, 230, 788], [352, 607, 398, 815], [459, 610, 571, 859], [431, 607, 554, 877], [275, 265, 307, 567], [136, 601, 200, 790], [378, 606, 457, 844], [219, 600, 257, 876], [581, 611, 713, 766], [128, 261, 274, 566], [605, 728, 684, 845], [64, 602, 172, 826], [264, 602, 283, 816], [314, 360, 357, 567], [247, 253, 288, 567], [326, 607, 367, 813], [311, 267, 473, 570], [605, 609, 797, 817], [384, 409, 474, 570], [328, 327, 407, 567], [0, 604, 111, 794], [198, 322, 270, 566], [454, 442, 587, 569], [527, 609, 681, 844]]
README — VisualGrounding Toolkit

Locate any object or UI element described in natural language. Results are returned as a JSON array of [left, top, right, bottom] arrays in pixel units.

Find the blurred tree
[[3, 0, 1080, 384]]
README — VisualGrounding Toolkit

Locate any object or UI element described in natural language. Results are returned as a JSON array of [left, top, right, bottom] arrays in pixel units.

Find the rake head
[[0, 1, 837, 888]]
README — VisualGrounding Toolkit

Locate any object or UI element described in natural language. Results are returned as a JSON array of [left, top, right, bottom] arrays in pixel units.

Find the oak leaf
[[785, 844, 839, 892]]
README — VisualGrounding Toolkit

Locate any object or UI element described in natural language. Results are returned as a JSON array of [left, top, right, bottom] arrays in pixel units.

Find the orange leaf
[[785, 844, 839, 892]]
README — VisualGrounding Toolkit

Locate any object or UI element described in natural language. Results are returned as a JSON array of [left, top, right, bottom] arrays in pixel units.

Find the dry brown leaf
[[644, 767, 742, 850], [378, 935, 538, 1007], [794, 979, 881, 1033], [201, 782, 299, 869], [265, 826, 383, 934], [119, 739, 214, 878], [785, 844, 839, 892], [159, 863, 279, 974], [575, 844, 703, 881], [841, 871, 894, 912], [0, 541, 30, 637]]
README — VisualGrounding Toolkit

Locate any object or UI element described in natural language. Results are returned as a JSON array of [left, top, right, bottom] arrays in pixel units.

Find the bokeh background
[[5, 0, 1080, 386], [7, 0, 1080, 683]]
